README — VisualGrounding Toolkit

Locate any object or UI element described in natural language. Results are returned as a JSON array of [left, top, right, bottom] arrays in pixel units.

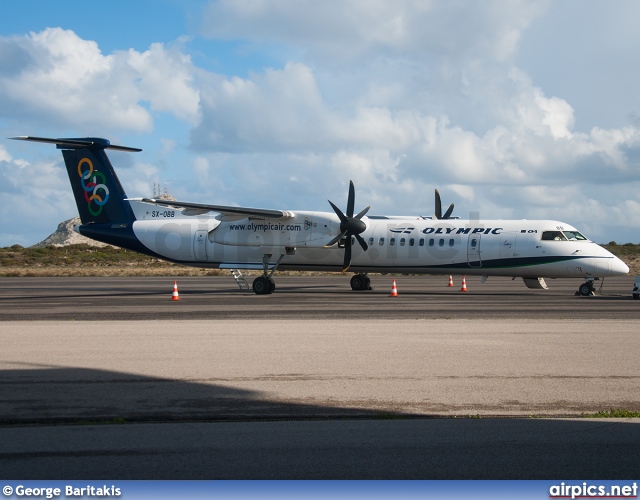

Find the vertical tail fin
[[60, 144, 135, 224], [11, 136, 140, 224]]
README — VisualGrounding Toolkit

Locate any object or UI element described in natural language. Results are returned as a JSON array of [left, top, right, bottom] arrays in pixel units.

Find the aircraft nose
[[593, 245, 629, 276], [610, 256, 630, 276]]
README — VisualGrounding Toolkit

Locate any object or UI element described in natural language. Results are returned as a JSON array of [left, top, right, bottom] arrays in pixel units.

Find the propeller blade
[[342, 237, 352, 272], [324, 231, 347, 248], [328, 200, 348, 224], [355, 205, 370, 220], [346, 180, 355, 218], [435, 189, 442, 219], [354, 233, 368, 251], [326, 181, 370, 271], [442, 203, 455, 220]]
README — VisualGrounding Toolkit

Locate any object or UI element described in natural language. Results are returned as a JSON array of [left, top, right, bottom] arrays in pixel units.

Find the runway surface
[[1, 275, 639, 479], [0, 274, 637, 320]]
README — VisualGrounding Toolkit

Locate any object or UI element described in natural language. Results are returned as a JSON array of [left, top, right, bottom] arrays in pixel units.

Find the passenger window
[[379, 237, 385, 246], [400, 238, 406, 246], [449, 239, 454, 247], [439, 239, 444, 247], [409, 238, 415, 246], [368, 237, 374, 246], [419, 238, 424, 247], [390, 238, 396, 246], [471, 238, 477, 248], [428, 239, 434, 247]]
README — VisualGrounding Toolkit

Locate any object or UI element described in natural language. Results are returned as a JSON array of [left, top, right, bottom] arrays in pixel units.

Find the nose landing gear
[[576, 278, 599, 296]]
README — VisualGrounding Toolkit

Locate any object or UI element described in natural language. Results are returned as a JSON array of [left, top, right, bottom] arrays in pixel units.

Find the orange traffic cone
[[460, 276, 468, 292], [171, 281, 180, 301], [448, 275, 454, 287], [390, 279, 398, 297]]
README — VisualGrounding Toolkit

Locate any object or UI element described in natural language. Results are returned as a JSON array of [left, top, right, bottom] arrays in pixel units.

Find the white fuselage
[[127, 201, 628, 279]]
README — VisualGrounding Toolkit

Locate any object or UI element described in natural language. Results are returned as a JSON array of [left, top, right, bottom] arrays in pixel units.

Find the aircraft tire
[[252, 276, 273, 295], [350, 274, 369, 291], [578, 282, 593, 297]]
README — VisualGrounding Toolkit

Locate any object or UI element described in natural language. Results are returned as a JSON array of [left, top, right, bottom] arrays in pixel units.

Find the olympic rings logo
[[78, 158, 109, 216]]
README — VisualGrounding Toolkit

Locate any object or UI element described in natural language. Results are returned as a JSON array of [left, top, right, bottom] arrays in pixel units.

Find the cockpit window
[[563, 231, 587, 241], [541, 230, 588, 241], [541, 231, 567, 241]]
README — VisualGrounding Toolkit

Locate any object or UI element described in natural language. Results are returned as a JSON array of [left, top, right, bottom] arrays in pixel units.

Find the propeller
[[325, 181, 370, 272], [434, 189, 455, 219]]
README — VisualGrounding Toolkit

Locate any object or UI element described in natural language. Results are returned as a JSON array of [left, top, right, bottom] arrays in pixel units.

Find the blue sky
[[1, 0, 640, 247]]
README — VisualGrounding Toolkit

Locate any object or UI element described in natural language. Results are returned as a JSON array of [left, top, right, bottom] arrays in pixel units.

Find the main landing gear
[[252, 276, 275, 295], [252, 252, 285, 295], [350, 273, 372, 291]]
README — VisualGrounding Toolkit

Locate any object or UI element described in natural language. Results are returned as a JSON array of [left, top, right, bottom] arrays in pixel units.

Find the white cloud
[[513, 83, 576, 140], [160, 138, 177, 155], [185, 41, 640, 243], [0, 145, 11, 163], [200, 0, 548, 63], [0, 153, 76, 246], [117, 162, 161, 199], [2, 2, 640, 246], [192, 62, 328, 152], [125, 41, 200, 125], [189, 0, 640, 202], [0, 28, 200, 132], [193, 156, 210, 180]]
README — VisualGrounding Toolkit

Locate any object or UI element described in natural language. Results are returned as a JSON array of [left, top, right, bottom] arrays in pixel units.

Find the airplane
[[11, 135, 629, 296]]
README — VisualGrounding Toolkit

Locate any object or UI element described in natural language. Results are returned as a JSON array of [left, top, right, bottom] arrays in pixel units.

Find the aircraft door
[[194, 230, 208, 261], [500, 234, 517, 260], [593, 258, 611, 275], [467, 234, 482, 267]]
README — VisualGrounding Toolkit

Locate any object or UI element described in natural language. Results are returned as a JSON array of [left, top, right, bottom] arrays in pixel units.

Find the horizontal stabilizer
[[10, 136, 141, 152]]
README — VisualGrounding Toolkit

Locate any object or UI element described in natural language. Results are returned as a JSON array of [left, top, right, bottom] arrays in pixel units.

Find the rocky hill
[[32, 217, 107, 248]]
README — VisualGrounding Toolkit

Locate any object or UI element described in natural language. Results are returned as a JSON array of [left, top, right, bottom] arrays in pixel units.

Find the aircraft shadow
[[1, 363, 640, 479], [0, 363, 397, 425]]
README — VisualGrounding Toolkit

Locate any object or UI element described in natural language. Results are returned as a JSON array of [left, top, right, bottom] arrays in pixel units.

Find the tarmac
[[1, 275, 639, 478]]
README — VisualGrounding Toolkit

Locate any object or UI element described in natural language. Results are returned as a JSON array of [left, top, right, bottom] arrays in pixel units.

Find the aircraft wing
[[139, 198, 294, 220]]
